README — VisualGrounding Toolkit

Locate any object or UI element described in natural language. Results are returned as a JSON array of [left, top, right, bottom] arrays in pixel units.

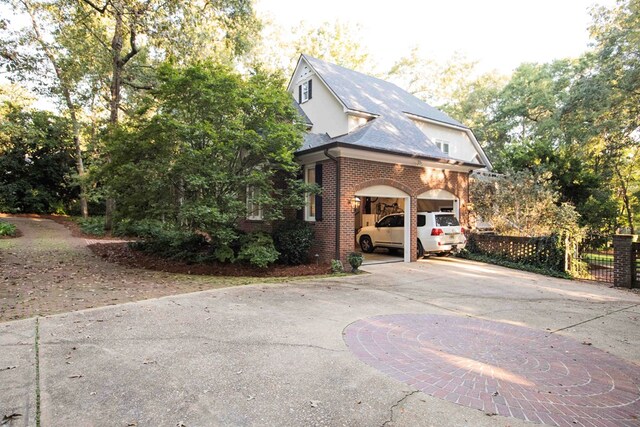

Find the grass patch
[[0, 220, 18, 236], [458, 251, 572, 279], [582, 253, 613, 263]]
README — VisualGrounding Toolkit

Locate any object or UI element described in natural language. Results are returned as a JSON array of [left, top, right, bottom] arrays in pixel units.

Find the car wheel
[[359, 236, 375, 253], [417, 240, 425, 259]]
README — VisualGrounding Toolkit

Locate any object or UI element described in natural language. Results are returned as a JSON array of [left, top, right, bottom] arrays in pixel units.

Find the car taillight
[[461, 227, 466, 234], [431, 228, 444, 236]]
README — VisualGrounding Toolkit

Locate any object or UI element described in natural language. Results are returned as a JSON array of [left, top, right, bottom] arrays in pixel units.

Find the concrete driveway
[[3, 258, 640, 426]]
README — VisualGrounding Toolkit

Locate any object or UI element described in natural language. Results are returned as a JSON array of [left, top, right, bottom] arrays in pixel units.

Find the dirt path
[[0, 217, 269, 322]]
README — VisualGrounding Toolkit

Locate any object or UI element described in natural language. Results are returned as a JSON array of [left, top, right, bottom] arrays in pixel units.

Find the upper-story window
[[436, 140, 450, 155], [299, 79, 312, 103]]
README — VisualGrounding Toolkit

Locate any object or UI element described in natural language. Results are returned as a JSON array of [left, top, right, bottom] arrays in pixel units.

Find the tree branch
[[120, 24, 138, 65], [79, 0, 109, 14], [122, 79, 154, 90]]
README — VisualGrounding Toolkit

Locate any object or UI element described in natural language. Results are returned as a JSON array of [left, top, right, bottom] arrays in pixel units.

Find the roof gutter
[[324, 148, 341, 261]]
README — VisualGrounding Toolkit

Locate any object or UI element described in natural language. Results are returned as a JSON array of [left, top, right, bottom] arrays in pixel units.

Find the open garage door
[[417, 189, 460, 219], [354, 185, 411, 263]]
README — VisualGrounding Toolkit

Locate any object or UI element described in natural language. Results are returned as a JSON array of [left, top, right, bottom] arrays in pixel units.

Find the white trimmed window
[[246, 186, 263, 220], [305, 166, 316, 221], [436, 140, 450, 155], [300, 80, 312, 103]]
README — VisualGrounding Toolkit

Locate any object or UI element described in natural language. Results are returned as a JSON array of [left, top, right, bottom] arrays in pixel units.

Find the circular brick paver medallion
[[343, 314, 640, 427]]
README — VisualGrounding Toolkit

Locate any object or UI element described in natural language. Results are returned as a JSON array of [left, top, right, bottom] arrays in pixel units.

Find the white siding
[[289, 60, 348, 137], [412, 120, 479, 162]]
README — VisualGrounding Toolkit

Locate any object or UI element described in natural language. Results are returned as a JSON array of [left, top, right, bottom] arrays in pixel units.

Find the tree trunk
[[615, 163, 634, 235], [104, 6, 124, 232], [69, 107, 89, 218], [23, 0, 89, 217]]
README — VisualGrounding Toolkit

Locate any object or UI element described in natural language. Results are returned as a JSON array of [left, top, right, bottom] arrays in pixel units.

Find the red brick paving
[[344, 314, 640, 427]]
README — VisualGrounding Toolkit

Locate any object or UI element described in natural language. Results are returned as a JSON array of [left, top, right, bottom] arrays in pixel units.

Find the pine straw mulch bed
[[0, 213, 331, 277], [89, 242, 331, 277]]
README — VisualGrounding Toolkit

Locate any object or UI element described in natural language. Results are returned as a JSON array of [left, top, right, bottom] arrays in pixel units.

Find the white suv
[[356, 212, 466, 258]]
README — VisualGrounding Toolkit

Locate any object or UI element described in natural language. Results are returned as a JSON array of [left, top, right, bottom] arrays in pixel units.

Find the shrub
[[0, 220, 17, 236], [331, 259, 344, 273], [237, 232, 279, 268], [272, 221, 314, 265], [113, 219, 167, 239], [77, 216, 106, 236], [347, 252, 364, 272], [130, 229, 212, 263]]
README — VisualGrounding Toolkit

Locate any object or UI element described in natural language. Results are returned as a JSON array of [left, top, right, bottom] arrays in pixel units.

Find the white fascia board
[[344, 109, 379, 118], [297, 147, 479, 172], [466, 130, 493, 171], [286, 55, 304, 93], [405, 112, 493, 171], [404, 112, 469, 131], [296, 151, 333, 165]]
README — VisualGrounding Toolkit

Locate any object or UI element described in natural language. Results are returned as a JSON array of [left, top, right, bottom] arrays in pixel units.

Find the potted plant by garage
[[347, 252, 364, 273]]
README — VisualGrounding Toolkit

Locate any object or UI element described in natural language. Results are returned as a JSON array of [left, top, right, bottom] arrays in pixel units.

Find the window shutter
[[298, 85, 302, 103], [315, 163, 323, 221], [296, 165, 304, 220], [308, 79, 313, 100]]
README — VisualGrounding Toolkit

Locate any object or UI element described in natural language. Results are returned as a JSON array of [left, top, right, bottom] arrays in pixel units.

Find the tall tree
[[99, 63, 309, 242], [76, 0, 258, 230]]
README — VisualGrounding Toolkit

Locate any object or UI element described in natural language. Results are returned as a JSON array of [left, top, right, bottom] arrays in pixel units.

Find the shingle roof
[[303, 54, 466, 128], [291, 96, 313, 126], [295, 55, 480, 163]]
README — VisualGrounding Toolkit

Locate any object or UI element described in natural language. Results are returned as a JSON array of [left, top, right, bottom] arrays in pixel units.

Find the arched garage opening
[[354, 185, 411, 263], [417, 189, 460, 219]]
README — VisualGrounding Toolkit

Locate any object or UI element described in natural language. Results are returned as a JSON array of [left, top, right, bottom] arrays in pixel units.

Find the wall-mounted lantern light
[[350, 196, 361, 213]]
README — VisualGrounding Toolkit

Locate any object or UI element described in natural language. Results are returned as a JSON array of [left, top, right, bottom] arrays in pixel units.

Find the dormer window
[[299, 79, 312, 103], [436, 140, 450, 155]]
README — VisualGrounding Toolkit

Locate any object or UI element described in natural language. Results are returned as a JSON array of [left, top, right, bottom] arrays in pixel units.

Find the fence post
[[613, 235, 634, 288]]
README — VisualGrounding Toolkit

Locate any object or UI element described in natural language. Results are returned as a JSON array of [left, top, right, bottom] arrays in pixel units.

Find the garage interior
[[353, 188, 460, 264]]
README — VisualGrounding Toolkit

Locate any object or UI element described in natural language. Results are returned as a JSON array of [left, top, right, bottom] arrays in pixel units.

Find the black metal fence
[[634, 242, 640, 287], [571, 233, 615, 283]]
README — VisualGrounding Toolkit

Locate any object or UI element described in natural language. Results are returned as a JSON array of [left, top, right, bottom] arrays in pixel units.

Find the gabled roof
[[292, 54, 491, 169], [302, 54, 465, 128]]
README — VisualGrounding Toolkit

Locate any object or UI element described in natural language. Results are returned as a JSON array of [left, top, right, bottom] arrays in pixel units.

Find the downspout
[[324, 148, 341, 260]]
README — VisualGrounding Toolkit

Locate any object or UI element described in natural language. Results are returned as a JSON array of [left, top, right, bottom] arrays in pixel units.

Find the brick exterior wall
[[306, 159, 338, 262], [613, 235, 635, 288], [306, 156, 471, 265]]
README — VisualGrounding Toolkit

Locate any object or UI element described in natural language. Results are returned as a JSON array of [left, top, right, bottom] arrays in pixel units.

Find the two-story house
[[287, 54, 491, 264]]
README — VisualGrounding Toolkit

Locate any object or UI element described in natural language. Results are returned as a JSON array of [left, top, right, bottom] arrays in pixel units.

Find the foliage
[[470, 170, 582, 237], [237, 232, 279, 268], [386, 48, 495, 109], [457, 250, 571, 279], [98, 62, 310, 247], [330, 259, 344, 274], [0, 103, 78, 213], [397, 1, 639, 234], [130, 230, 212, 264], [0, 220, 17, 236], [347, 252, 364, 272], [272, 220, 315, 265], [249, 20, 372, 73], [77, 216, 106, 236]]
